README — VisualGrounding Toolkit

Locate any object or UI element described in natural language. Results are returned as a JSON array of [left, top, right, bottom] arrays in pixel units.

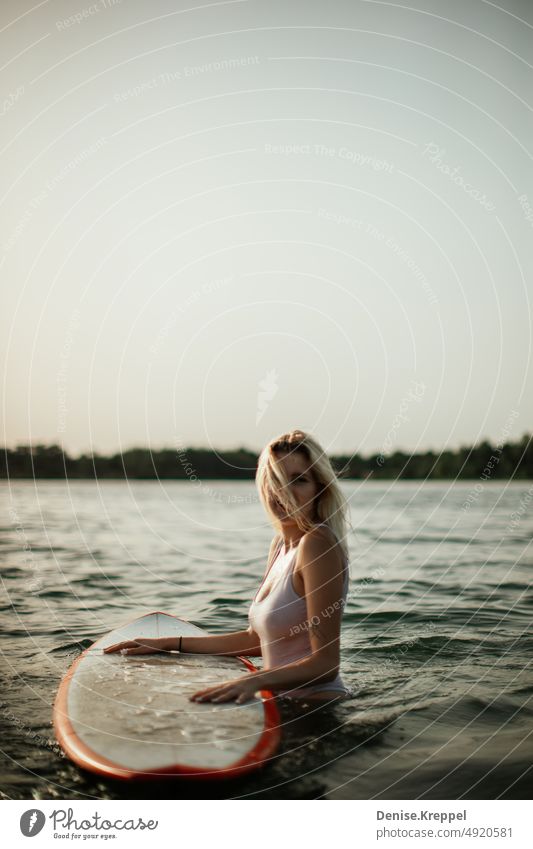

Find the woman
[[104, 429, 352, 704]]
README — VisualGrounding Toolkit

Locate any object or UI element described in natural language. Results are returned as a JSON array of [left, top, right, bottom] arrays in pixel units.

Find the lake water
[[1, 479, 532, 800]]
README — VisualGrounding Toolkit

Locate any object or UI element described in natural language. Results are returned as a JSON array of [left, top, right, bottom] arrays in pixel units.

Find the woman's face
[[268, 449, 320, 526]]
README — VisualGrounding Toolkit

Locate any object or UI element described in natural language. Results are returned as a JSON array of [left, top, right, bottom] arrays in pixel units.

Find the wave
[[354, 632, 526, 659], [49, 638, 96, 654]]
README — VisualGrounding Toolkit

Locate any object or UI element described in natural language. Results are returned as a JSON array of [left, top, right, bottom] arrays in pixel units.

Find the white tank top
[[248, 524, 350, 698]]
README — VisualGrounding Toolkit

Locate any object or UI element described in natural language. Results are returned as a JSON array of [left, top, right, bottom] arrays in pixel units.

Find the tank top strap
[[272, 533, 284, 562]]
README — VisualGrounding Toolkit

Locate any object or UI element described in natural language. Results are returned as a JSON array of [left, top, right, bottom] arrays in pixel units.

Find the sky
[[1, 0, 532, 457]]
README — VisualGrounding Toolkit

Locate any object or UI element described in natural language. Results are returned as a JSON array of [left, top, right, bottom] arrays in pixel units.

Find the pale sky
[[1, 0, 532, 457]]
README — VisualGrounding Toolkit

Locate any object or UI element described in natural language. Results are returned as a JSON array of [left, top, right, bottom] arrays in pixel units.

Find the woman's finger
[[193, 683, 229, 697], [190, 677, 244, 701], [190, 688, 214, 699], [192, 688, 224, 700], [212, 691, 238, 702], [191, 685, 230, 701], [106, 636, 153, 651], [211, 685, 245, 702], [103, 641, 132, 653], [122, 646, 155, 655]]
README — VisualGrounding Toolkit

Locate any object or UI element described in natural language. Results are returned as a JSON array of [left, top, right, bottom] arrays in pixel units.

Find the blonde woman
[[105, 429, 351, 704]]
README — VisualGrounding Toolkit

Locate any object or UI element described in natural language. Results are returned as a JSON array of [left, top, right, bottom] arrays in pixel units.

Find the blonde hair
[[255, 429, 351, 563]]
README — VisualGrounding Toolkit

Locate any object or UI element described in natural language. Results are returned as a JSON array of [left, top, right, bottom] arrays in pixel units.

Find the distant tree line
[[1, 433, 532, 479]]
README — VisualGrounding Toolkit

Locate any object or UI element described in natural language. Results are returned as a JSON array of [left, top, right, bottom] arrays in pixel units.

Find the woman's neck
[[281, 520, 322, 550], [281, 530, 303, 550]]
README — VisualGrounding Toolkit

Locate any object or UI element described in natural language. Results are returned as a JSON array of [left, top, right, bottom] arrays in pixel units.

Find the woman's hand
[[103, 636, 174, 655], [190, 674, 261, 704]]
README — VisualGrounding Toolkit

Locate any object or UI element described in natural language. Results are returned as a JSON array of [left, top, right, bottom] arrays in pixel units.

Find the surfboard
[[53, 611, 281, 780]]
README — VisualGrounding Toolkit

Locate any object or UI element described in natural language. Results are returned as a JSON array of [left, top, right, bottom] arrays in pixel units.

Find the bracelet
[[178, 635, 182, 652]]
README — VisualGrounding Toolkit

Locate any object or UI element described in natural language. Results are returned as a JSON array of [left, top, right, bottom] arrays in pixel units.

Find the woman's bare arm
[[167, 628, 261, 656], [104, 627, 262, 656]]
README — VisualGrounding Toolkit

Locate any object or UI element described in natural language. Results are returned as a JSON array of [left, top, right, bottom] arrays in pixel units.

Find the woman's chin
[[277, 513, 297, 524], [271, 503, 300, 523]]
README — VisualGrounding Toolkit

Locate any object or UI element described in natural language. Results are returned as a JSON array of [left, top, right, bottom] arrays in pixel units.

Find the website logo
[[20, 809, 46, 836]]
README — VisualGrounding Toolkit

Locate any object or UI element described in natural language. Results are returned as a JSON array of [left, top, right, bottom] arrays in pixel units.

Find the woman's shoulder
[[303, 522, 338, 547], [298, 523, 344, 566]]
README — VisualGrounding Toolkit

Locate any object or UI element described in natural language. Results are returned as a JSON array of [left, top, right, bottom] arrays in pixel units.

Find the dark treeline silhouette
[[1, 433, 532, 479]]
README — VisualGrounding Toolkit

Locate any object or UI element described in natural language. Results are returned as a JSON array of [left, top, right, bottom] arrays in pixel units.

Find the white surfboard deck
[[54, 612, 280, 780]]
